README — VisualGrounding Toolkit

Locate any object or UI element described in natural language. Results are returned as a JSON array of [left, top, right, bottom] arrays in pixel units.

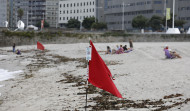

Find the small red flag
[[88, 40, 123, 98], [37, 41, 45, 50]]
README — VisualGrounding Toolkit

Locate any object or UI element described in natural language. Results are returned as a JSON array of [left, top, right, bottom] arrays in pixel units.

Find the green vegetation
[[2, 30, 62, 39], [66, 19, 80, 29], [132, 15, 149, 29], [149, 15, 163, 31], [2, 30, 35, 38], [63, 33, 93, 39], [17, 8, 24, 20], [162, 13, 186, 28], [91, 22, 107, 30], [36, 20, 50, 28], [82, 17, 95, 29], [101, 32, 133, 37]]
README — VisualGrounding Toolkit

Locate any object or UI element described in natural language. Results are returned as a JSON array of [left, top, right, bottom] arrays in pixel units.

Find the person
[[123, 45, 128, 51], [116, 45, 124, 54], [112, 45, 119, 54], [13, 43, 15, 52], [105, 46, 111, 54], [16, 49, 21, 55], [129, 39, 133, 49], [164, 45, 181, 59]]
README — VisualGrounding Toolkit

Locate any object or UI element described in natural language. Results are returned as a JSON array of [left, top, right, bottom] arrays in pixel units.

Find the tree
[[149, 15, 163, 31], [132, 15, 148, 29], [82, 17, 95, 30], [17, 8, 24, 20], [36, 20, 50, 28], [91, 22, 107, 30], [66, 19, 80, 29], [162, 13, 186, 28]]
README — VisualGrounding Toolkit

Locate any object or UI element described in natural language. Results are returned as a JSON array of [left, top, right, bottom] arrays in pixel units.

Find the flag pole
[[85, 38, 91, 111], [85, 61, 89, 111]]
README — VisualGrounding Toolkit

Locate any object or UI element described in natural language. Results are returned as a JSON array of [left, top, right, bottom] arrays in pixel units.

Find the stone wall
[[0, 32, 190, 47]]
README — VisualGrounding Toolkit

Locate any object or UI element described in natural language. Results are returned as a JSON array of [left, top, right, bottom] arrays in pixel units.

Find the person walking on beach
[[13, 43, 16, 52], [129, 39, 133, 49]]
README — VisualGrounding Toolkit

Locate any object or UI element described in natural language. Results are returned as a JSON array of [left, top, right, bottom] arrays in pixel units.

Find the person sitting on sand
[[164, 46, 181, 59], [105, 46, 111, 54], [111, 45, 119, 54], [123, 45, 128, 51], [16, 49, 21, 55], [116, 45, 124, 54]]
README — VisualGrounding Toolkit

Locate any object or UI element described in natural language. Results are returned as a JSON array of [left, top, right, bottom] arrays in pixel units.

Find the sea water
[[0, 69, 23, 82], [0, 55, 23, 96]]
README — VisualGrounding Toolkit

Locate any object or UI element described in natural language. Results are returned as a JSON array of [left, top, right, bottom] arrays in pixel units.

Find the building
[[46, 0, 59, 28], [104, 0, 190, 31], [0, 0, 9, 27], [14, 0, 29, 27], [177, 0, 190, 29], [28, 0, 46, 27], [58, 0, 104, 27], [11, 0, 46, 28]]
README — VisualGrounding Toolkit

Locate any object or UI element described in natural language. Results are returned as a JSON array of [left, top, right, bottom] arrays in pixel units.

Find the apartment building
[[0, 0, 9, 27], [46, 0, 59, 28], [104, 0, 190, 30], [11, 0, 46, 28]]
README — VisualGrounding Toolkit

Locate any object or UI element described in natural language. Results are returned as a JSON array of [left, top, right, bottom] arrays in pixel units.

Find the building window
[[77, 10, 79, 13], [67, 4, 69, 7], [63, 10, 65, 14], [60, 4, 62, 8], [84, 2, 85, 6], [93, 8, 94, 12], [60, 11, 61, 14], [67, 10, 69, 14], [87, 9, 88, 12], [63, 17, 65, 20], [87, 2, 88, 5], [155, 10, 162, 13], [60, 17, 61, 20], [77, 3, 79, 6], [70, 10, 72, 13], [64, 4, 65, 7], [154, 1, 162, 4], [67, 17, 68, 20], [81, 3, 82, 6], [90, 2, 91, 5], [84, 9, 85, 13], [70, 3, 72, 7], [74, 10, 75, 13]]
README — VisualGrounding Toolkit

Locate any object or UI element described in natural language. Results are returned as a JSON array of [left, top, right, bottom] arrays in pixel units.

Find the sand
[[0, 42, 190, 110]]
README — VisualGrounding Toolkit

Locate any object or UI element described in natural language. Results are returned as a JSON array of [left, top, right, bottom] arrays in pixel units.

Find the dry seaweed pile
[[19, 49, 190, 110]]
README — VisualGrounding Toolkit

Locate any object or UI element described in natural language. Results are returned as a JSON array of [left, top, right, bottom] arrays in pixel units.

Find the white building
[[0, 0, 8, 27], [59, 0, 96, 27]]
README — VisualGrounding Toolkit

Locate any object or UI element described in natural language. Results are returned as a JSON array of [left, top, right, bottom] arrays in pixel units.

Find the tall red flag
[[37, 41, 45, 50], [88, 40, 123, 98]]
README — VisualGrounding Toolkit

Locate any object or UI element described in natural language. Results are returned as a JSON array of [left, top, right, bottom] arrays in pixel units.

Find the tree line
[[132, 14, 186, 31]]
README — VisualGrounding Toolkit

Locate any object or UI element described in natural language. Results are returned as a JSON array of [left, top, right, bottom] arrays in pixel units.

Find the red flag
[[88, 40, 123, 98], [37, 41, 45, 50], [41, 20, 44, 29]]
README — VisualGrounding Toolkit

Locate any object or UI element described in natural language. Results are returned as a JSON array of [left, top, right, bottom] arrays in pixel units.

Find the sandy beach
[[0, 42, 190, 110]]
